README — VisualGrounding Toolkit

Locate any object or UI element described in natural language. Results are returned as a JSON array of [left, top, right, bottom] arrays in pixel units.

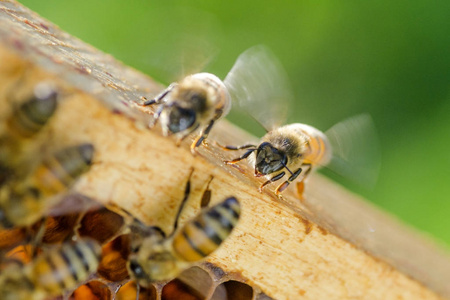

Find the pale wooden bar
[[1, 1, 450, 299]]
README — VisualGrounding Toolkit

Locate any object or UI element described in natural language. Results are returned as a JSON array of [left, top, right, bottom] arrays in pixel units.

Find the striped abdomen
[[190, 73, 232, 117], [294, 123, 332, 167], [28, 239, 101, 295], [172, 197, 240, 262], [7, 90, 57, 139], [32, 143, 94, 196], [0, 144, 94, 228]]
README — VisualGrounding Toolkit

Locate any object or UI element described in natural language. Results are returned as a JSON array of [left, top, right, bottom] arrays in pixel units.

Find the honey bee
[[220, 47, 380, 198], [141, 45, 290, 154], [126, 172, 241, 288], [142, 72, 231, 153], [0, 143, 95, 229], [3, 82, 58, 139], [0, 82, 58, 167], [0, 238, 102, 300]]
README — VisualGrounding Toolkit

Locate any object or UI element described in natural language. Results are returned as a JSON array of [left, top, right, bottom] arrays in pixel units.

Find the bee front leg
[[149, 103, 164, 128], [191, 119, 215, 154], [259, 172, 286, 193], [224, 148, 256, 164], [141, 83, 177, 106], [216, 143, 257, 151]]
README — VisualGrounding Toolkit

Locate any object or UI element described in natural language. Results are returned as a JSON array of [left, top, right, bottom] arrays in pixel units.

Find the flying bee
[[0, 238, 102, 300], [126, 172, 241, 289], [220, 46, 380, 198], [0, 81, 58, 185], [0, 143, 95, 229]]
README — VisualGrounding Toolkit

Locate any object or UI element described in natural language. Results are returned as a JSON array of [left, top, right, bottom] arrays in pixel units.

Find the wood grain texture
[[1, 1, 450, 299]]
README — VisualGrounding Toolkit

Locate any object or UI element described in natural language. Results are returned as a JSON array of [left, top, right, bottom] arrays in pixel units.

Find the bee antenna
[[200, 175, 214, 208], [135, 283, 140, 300], [170, 168, 194, 237]]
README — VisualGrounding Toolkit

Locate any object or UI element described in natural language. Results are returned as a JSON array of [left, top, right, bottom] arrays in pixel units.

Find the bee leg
[[224, 148, 256, 164], [276, 164, 312, 197], [148, 103, 165, 128], [141, 83, 177, 106], [294, 164, 312, 200], [259, 172, 286, 193], [215, 143, 257, 151], [275, 168, 304, 196], [169, 168, 194, 236], [191, 120, 216, 154]]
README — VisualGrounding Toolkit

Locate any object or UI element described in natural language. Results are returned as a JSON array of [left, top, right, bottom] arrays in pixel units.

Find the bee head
[[127, 237, 180, 285], [127, 258, 151, 284], [255, 142, 287, 175], [128, 251, 179, 285], [165, 104, 196, 134]]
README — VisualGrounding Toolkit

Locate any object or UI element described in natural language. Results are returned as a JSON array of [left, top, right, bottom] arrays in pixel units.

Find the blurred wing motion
[[224, 45, 293, 131], [178, 36, 218, 80], [325, 114, 381, 189], [142, 12, 220, 86]]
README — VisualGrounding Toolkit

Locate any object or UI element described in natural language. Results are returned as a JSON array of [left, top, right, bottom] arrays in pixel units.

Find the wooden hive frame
[[1, 1, 450, 299]]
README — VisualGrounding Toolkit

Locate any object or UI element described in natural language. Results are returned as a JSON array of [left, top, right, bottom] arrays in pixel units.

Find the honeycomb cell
[[211, 280, 254, 300], [69, 280, 111, 300], [176, 266, 213, 297], [116, 281, 157, 300], [97, 234, 131, 282], [161, 279, 204, 300], [161, 266, 215, 300], [78, 206, 124, 244], [0, 227, 28, 251], [42, 213, 80, 243]]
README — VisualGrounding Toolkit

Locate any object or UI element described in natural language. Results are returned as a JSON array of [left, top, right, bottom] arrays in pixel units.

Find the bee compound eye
[[168, 106, 196, 133], [129, 260, 145, 279]]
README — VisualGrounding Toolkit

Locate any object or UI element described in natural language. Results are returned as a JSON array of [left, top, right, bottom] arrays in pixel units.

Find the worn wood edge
[[1, 1, 450, 299]]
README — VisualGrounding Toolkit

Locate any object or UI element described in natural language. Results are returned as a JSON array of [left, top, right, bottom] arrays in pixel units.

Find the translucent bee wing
[[325, 114, 381, 189], [143, 12, 220, 85], [178, 37, 219, 80], [224, 45, 293, 131]]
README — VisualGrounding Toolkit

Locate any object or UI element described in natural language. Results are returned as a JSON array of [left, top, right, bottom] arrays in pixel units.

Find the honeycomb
[[0, 195, 274, 300]]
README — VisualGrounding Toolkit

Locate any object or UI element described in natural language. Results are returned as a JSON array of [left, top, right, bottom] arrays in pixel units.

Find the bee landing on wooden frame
[[217, 46, 380, 200]]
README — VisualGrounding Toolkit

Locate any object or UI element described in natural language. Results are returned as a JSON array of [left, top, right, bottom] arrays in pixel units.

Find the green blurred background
[[19, 1, 450, 246]]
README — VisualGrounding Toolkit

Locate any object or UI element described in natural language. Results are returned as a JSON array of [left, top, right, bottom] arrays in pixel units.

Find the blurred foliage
[[19, 0, 450, 245]]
